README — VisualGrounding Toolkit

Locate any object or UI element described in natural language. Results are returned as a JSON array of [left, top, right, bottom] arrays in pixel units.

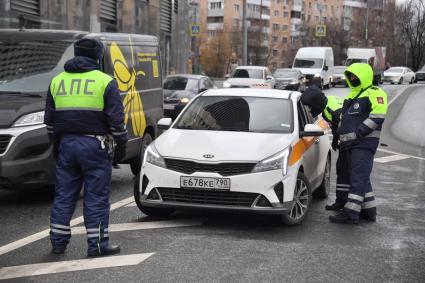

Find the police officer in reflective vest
[[329, 63, 387, 224], [301, 86, 349, 209], [44, 38, 128, 256]]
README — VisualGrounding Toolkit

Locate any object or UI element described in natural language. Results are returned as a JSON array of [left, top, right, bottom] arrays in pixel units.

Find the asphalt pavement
[[0, 83, 424, 282]]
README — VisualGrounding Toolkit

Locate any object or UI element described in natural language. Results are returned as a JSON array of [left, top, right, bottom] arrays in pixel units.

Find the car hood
[[0, 94, 44, 128], [383, 72, 401, 77], [224, 78, 266, 86], [275, 77, 298, 82], [293, 68, 322, 75], [154, 129, 293, 162]]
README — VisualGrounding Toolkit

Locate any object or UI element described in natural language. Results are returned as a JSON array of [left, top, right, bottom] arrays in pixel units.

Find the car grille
[[0, 135, 12, 154], [230, 85, 250, 88], [305, 74, 314, 81], [157, 187, 259, 207], [164, 159, 256, 176], [164, 99, 180, 104]]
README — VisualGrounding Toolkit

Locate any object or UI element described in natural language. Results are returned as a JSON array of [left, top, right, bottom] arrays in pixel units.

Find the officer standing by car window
[[44, 38, 128, 256], [300, 86, 349, 210], [329, 63, 387, 224]]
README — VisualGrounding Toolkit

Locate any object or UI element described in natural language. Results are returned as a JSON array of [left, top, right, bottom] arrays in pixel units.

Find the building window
[[282, 37, 288, 44], [274, 10, 279, 16], [210, 2, 222, 9], [207, 17, 224, 23], [282, 25, 288, 31], [263, 8, 270, 15], [208, 30, 217, 37], [273, 24, 279, 31], [307, 14, 311, 22], [272, 49, 278, 57], [272, 36, 278, 43], [234, 4, 240, 12], [291, 11, 301, 18], [284, 11, 289, 17], [315, 16, 319, 22], [233, 19, 239, 29]]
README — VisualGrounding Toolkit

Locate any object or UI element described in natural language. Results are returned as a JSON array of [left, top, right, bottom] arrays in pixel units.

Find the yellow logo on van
[[110, 40, 146, 137]]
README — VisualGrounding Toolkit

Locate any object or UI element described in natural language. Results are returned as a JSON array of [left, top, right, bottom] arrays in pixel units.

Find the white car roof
[[201, 88, 299, 100], [236, 66, 268, 70]]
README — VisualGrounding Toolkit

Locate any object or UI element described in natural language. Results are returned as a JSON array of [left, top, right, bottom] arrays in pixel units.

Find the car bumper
[[332, 77, 346, 85], [137, 161, 299, 215], [382, 78, 399, 83], [0, 125, 55, 189]]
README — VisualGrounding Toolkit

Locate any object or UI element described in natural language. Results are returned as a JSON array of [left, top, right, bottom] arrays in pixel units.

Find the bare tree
[[396, 0, 425, 70]]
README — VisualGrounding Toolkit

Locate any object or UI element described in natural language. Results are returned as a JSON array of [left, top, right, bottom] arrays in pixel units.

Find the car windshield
[[232, 69, 263, 79], [386, 68, 403, 73], [163, 77, 199, 91], [293, 58, 323, 68], [174, 96, 293, 133], [273, 70, 298, 78], [334, 67, 346, 74], [0, 39, 74, 94], [346, 58, 368, 66]]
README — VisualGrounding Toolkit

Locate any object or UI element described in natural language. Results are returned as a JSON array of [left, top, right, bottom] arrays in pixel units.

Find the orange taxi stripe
[[288, 119, 329, 166]]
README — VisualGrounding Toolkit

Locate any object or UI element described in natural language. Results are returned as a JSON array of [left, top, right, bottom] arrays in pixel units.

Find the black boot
[[325, 202, 344, 211], [360, 211, 376, 222], [329, 212, 359, 224], [52, 246, 66, 255], [88, 244, 121, 257]]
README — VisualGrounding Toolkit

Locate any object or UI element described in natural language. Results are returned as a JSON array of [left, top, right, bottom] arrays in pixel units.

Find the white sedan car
[[222, 66, 275, 88], [134, 88, 331, 225], [382, 67, 416, 84]]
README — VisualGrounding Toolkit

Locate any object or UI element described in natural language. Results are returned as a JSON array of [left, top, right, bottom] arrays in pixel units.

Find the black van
[[0, 29, 163, 188]]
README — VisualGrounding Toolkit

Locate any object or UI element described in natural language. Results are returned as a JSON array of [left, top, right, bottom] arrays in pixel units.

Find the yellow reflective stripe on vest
[[50, 70, 113, 111]]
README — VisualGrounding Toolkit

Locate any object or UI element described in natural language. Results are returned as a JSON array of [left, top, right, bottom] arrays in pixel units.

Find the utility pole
[[242, 0, 248, 65], [365, 0, 369, 45]]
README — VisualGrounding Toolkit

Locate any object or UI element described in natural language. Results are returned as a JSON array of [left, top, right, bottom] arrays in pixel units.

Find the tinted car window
[[163, 77, 198, 91], [386, 68, 403, 73], [293, 58, 323, 68], [233, 69, 264, 79], [274, 70, 298, 78], [174, 96, 293, 133], [0, 39, 73, 93]]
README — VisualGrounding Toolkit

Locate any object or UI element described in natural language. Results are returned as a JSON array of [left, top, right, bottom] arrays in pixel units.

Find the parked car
[[292, 47, 334, 89], [382, 67, 415, 84], [223, 66, 275, 88], [0, 29, 163, 189], [163, 74, 216, 119], [273, 69, 306, 91], [134, 88, 331, 225], [414, 65, 425, 83], [331, 66, 347, 87]]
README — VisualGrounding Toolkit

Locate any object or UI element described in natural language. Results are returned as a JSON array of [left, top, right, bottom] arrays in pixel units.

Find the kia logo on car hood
[[203, 154, 214, 159]]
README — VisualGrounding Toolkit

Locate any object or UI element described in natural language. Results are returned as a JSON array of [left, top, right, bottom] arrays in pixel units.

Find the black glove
[[331, 135, 339, 151], [113, 143, 126, 165]]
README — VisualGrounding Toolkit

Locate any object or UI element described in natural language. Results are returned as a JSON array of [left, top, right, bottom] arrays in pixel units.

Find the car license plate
[[163, 104, 175, 110], [180, 176, 230, 190]]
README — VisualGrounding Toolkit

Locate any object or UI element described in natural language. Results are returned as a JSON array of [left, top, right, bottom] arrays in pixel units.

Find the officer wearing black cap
[[301, 86, 349, 210], [44, 38, 128, 256]]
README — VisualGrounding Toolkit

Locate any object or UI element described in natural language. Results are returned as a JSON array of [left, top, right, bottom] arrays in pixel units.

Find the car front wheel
[[281, 171, 312, 225]]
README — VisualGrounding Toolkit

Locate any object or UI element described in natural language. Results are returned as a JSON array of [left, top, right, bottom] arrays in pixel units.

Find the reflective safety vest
[[323, 95, 343, 126], [50, 70, 113, 111]]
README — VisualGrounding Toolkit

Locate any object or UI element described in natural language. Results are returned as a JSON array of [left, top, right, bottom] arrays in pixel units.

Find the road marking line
[[0, 196, 134, 256], [388, 87, 406, 106], [377, 148, 425, 161], [0, 253, 154, 280], [125, 201, 137, 207], [374, 154, 410, 163], [71, 219, 205, 234]]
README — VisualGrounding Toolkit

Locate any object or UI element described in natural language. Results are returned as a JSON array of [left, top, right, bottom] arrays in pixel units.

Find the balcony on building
[[207, 22, 224, 31], [344, 0, 367, 8], [207, 8, 224, 17]]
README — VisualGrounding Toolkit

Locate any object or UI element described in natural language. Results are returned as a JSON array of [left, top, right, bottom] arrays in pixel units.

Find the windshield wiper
[[0, 91, 43, 98]]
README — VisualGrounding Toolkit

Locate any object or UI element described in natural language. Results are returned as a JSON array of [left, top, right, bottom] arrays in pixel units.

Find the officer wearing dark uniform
[[329, 63, 387, 224], [301, 86, 349, 209], [44, 38, 128, 256]]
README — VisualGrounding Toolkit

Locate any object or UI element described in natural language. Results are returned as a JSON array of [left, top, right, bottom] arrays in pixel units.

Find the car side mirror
[[300, 124, 324, 137], [157, 118, 172, 130], [266, 75, 274, 81], [225, 74, 230, 79], [324, 66, 329, 71]]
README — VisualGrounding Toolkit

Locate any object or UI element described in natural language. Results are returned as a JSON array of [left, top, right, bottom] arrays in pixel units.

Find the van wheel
[[130, 133, 153, 176], [133, 174, 175, 218], [313, 155, 330, 199], [281, 171, 311, 225]]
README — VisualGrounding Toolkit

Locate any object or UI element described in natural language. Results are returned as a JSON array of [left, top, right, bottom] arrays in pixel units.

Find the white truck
[[345, 47, 386, 85], [292, 47, 334, 89]]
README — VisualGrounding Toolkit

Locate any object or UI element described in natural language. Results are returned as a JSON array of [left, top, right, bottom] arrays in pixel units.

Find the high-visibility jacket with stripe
[[338, 63, 387, 152], [323, 95, 343, 135], [44, 57, 128, 145]]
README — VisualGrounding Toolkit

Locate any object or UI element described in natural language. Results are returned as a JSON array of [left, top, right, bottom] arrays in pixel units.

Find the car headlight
[[180, 97, 190, 104], [12, 111, 45, 127], [223, 82, 231, 88], [289, 81, 298, 84], [143, 144, 166, 168], [252, 147, 291, 176], [314, 73, 321, 78]]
